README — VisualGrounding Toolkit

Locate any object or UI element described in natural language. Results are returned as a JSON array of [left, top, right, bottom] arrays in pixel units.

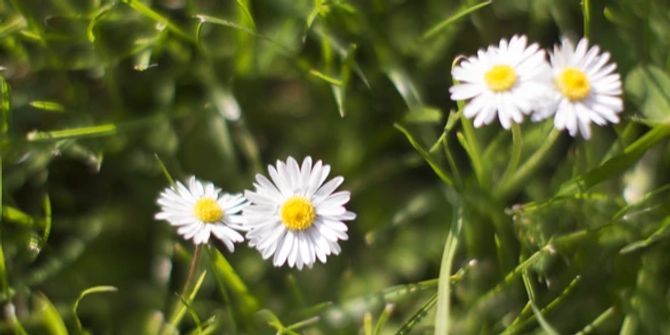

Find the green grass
[[1, 0, 670, 334]]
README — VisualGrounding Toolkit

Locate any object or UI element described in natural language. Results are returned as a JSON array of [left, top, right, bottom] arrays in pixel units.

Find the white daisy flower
[[533, 38, 623, 139], [243, 156, 356, 270], [155, 176, 247, 250], [449, 35, 551, 129]]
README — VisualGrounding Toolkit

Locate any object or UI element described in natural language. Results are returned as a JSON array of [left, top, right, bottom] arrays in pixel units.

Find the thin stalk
[[181, 244, 203, 294], [434, 205, 463, 335], [497, 129, 560, 197], [582, 0, 591, 38], [575, 306, 616, 335], [499, 123, 523, 187]]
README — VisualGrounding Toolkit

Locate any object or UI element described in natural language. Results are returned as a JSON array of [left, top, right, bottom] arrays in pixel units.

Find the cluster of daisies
[[155, 157, 355, 270], [450, 35, 623, 139]]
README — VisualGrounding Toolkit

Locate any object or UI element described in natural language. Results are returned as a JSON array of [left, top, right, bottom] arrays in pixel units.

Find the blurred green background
[[1, 0, 670, 334]]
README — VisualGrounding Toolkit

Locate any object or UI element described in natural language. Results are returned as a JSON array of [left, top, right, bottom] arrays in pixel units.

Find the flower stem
[[497, 129, 560, 198], [582, 0, 591, 38], [181, 244, 203, 294]]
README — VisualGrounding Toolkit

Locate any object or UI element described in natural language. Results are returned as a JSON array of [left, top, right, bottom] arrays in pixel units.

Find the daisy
[[155, 176, 247, 250], [450, 35, 551, 129], [243, 156, 356, 270], [533, 38, 623, 139]]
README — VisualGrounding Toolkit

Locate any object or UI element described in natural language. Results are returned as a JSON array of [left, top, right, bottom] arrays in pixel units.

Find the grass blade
[[373, 304, 394, 335], [286, 316, 321, 332], [29, 101, 65, 113], [498, 129, 560, 197], [41, 194, 52, 249], [499, 124, 523, 187], [122, 0, 192, 42], [176, 294, 203, 332], [395, 294, 437, 335], [194, 14, 291, 53], [73, 286, 118, 333], [531, 303, 559, 335], [167, 270, 207, 331], [556, 125, 670, 197], [27, 124, 117, 142], [309, 69, 342, 86], [582, 0, 591, 38], [87, 2, 116, 43], [503, 276, 582, 335], [434, 205, 462, 335], [474, 246, 554, 309], [620, 215, 670, 254], [0, 230, 9, 300], [1, 205, 35, 227], [575, 306, 616, 335], [206, 247, 259, 316], [34, 293, 68, 335], [235, 0, 257, 30], [0, 74, 10, 134], [619, 315, 637, 335], [154, 154, 175, 186], [421, 1, 492, 40], [394, 123, 454, 187]]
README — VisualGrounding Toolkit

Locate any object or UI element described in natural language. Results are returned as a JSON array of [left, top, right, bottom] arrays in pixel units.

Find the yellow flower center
[[557, 68, 591, 101], [193, 198, 223, 223], [281, 197, 316, 231], [484, 65, 517, 92]]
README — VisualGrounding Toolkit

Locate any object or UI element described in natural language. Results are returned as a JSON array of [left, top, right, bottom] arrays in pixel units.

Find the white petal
[[274, 231, 294, 267]]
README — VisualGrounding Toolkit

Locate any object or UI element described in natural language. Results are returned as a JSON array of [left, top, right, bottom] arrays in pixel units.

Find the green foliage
[[0, 0, 669, 334]]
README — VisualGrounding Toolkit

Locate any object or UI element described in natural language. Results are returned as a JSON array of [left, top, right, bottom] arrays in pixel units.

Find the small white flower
[[243, 156, 356, 270], [450, 35, 551, 129], [155, 176, 247, 250], [533, 38, 623, 139]]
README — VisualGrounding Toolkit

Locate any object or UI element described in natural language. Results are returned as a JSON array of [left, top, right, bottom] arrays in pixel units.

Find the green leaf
[[26, 123, 117, 142], [503, 276, 582, 335], [403, 107, 442, 124], [556, 125, 670, 197], [176, 293, 203, 332], [434, 205, 462, 335], [394, 123, 454, 187], [168, 270, 207, 329], [235, 0, 257, 30], [73, 286, 118, 334], [42, 195, 51, 245], [0, 16, 26, 40], [154, 154, 175, 186], [194, 15, 291, 53], [285, 316, 320, 333], [575, 307, 616, 335], [582, 0, 591, 38], [531, 303, 559, 335], [309, 69, 343, 86], [373, 304, 393, 335], [303, 0, 329, 43], [1, 205, 35, 227], [0, 230, 9, 300], [421, 1, 492, 40], [87, 2, 115, 43], [29, 100, 65, 113], [122, 0, 192, 42], [0, 74, 10, 134], [395, 294, 437, 335], [256, 309, 301, 335], [207, 247, 259, 316], [625, 65, 670, 125], [35, 293, 69, 335], [386, 68, 424, 113], [620, 216, 670, 254]]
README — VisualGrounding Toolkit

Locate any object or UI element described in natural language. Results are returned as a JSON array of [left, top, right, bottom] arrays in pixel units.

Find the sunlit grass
[[0, 0, 670, 334]]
